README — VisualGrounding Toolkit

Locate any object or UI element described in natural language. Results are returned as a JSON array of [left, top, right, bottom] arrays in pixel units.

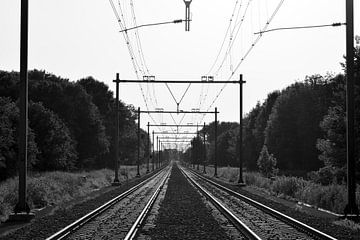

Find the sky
[[1, 0, 359, 149]]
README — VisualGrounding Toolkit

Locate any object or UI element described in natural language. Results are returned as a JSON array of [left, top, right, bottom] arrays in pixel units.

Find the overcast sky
[[1, 0, 359, 148]]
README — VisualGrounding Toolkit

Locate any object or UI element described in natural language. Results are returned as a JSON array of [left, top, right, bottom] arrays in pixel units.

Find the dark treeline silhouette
[[183, 48, 360, 184], [0, 70, 149, 181]]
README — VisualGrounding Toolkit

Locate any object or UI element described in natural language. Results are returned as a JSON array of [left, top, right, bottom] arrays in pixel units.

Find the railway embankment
[[0, 165, 161, 239], [190, 165, 360, 240]]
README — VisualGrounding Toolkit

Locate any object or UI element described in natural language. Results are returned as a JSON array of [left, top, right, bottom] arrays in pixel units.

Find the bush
[[203, 166, 360, 214], [271, 176, 306, 198], [0, 168, 134, 222], [296, 183, 348, 213], [244, 172, 271, 190], [308, 166, 347, 185], [257, 145, 278, 178]]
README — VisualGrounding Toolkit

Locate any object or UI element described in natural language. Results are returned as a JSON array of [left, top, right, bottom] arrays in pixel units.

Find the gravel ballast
[[145, 164, 231, 240]]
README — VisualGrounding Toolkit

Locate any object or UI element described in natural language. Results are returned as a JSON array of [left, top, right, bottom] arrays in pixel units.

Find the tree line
[[0, 70, 149, 181], [183, 48, 360, 183]]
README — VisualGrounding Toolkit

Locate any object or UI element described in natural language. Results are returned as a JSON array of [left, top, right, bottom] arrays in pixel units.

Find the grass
[[0, 164, 154, 222], [333, 219, 360, 231], [191, 165, 360, 215]]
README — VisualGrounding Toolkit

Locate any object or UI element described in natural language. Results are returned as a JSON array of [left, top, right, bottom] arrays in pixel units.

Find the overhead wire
[[197, 0, 250, 122], [197, 0, 243, 117], [206, 0, 242, 76], [254, 22, 346, 34], [199, 0, 285, 123], [178, 83, 192, 105], [129, 0, 159, 111], [109, 0, 162, 132], [212, 0, 252, 78]]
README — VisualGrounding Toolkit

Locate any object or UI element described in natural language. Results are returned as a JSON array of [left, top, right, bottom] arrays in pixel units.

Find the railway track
[[180, 165, 337, 240], [46, 166, 171, 240]]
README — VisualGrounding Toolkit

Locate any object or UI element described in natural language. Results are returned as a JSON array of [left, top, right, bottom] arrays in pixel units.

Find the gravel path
[[143, 164, 231, 240]]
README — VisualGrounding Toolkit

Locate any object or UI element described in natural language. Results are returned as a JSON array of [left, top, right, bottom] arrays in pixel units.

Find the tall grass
[[193, 165, 360, 214], [0, 164, 152, 222]]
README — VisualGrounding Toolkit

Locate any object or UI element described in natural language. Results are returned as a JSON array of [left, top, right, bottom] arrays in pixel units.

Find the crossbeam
[[113, 79, 241, 84], [159, 137, 194, 140], [153, 132, 197, 134], [141, 110, 218, 114], [149, 124, 199, 127]]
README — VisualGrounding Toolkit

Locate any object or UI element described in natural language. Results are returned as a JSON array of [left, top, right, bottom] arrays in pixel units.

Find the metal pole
[[152, 130, 155, 171], [191, 141, 194, 168], [12, 0, 33, 220], [238, 75, 245, 185], [157, 136, 160, 169], [147, 122, 150, 173], [203, 122, 206, 174], [214, 107, 218, 177], [344, 0, 359, 217], [137, 107, 140, 177], [197, 124, 199, 170], [112, 74, 120, 186], [159, 141, 162, 167]]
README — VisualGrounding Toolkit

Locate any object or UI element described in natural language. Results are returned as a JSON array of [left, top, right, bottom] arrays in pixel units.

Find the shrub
[[257, 145, 278, 178], [200, 165, 360, 214], [244, 172, 271, 190], [0, 166, 149, 222], [271, 176, 306, 198], [308, 166, 347, 185], [296, 183, 348, 213]]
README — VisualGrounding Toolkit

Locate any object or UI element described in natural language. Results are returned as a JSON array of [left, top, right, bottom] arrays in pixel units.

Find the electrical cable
[[200, 0, 285, 122], [206, 0, 241, 75], [165, 83, 178, 104], [178, 83, 192, 105], [109, 0, 162, 132], [254, 22, 346, 34]]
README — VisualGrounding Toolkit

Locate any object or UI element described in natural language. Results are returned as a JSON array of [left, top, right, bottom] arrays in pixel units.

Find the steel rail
[[180, 167, 261, 240], [46, 167, 167, 240], [187, 167, 337, 240], [124, 167, 171, 240]]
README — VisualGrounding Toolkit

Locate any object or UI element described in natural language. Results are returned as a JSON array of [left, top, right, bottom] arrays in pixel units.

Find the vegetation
[[257, 145, 278, 178], [182, 48, 360, 184], [0, 70, 150, 181], [0, 165, 151, 222], [197, 166, 360, 214]]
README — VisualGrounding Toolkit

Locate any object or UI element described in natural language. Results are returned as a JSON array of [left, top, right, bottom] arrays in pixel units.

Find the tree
[[205, 122, 238, 167], [0, 71, 19, 100], [217, 130, 236, 166], [265, 76, 333, 173], [317, 48, 360, 180], [243, 103, 262, 170], [77, 77, 114, 117], [29, 102, 77, 171], [257, 145, 278, 178], [253, 91, 280, 158], [27, 70, 110, 168], [0, 97, 38, 180], [191, 136, 203, 166], [77, 76, 141, 167]]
